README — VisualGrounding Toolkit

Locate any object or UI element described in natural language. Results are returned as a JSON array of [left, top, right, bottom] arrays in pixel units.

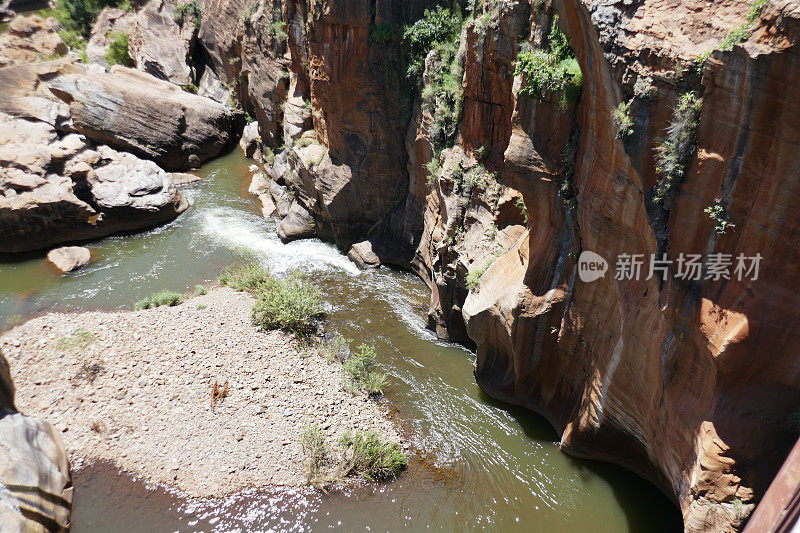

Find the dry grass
[[211, 379, 229, 409]]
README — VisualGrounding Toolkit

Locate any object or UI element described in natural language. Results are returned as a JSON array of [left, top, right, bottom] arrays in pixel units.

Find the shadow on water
[[2, 150, 683, 531]]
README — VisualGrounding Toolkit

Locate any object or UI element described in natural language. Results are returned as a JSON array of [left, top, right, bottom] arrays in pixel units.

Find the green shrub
[[174, 0, 201, 29], [340, 430, 407, 480], [52, 0, 131, 38], [263, 146, 276, 166], [653, 91, 702, 203], [219, 262, 273, 292], [195, 284, 207, 295], [515, 15, 582, 108], [369, 22, 397, 43], [267, 19, 286, 39], [104, 30, 132, 66], [704, 198, 735, 234], [250, 271, 324, 336], [425, 156, 441, 186], [343, 343, 387, 395], [515, 197, 528, 224], [58, 28, 87, 53], [421, 40, 464, 150], [403, 6, 464, 82], [613, 99, 634, 138]]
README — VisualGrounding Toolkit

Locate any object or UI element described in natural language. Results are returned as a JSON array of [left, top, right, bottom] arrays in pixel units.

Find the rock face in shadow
[[0, 349, 72, 531], [197, 0, 287, 145]]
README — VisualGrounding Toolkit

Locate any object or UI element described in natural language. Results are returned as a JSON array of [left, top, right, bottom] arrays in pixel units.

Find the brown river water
[[0, 150, 681, 531]]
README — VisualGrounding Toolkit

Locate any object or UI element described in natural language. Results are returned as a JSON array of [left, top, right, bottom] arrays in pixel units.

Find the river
[[0, 150, 681, 531]]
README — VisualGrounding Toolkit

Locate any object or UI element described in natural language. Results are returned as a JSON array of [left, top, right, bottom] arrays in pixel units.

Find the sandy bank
[[0, 287, 402, 497]]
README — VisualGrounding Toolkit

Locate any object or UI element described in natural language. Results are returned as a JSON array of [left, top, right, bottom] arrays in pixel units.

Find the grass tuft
[[134, 290, 182, 310], [343, 343, 387, 395], [340, 430, 407, 480], [56, 327, 96, 352], [300, 424, 329, 483]]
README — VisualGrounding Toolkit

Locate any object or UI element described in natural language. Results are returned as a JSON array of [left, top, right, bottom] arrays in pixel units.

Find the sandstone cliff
[[227, 0, 800, 531]]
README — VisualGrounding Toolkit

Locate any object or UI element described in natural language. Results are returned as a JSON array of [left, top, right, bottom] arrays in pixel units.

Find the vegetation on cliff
[[695, 0, 769, 71], [174, 0, 200, 30], [403, 5, 464, 82], [403, 6, 467, 151], [653, 91, 702, 203], [104, 29, 132, 66], [51, 0, 130, 55], [515, 15, 582, 108]]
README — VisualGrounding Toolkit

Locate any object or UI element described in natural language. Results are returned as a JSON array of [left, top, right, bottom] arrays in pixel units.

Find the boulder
[[128, 0, 195, 86], [47, 246, 91, 272], [0, 112, 188, 253], [347, 241, 380, 270], [0, 0, 13, 22], [240, 121, 261, 158], [0, 349, 72, 532], [0, 60, 241, 171], [0, 15, 66, 67], [276, 201, 316, 242], [85, 7, 136, 66], [47, 65, 241, 170], [269, 180, 291, 218]]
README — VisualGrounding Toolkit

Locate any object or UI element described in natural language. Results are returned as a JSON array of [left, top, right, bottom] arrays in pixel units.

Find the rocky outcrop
[[0, 15, 67, 66], [0, 59, 241, 170], [197, 0, 287, 145], [128, 0, 196, 85], [0, 349, 72, 532], [47, 246, 91, 272], [0, 0, 13, 23], [47, 65, 240, 170], [0, 111, 188, 252], [85, 7, 136, 66]]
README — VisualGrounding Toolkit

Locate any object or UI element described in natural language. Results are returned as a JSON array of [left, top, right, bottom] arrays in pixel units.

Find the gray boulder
[[47, 246, 91, 272], [276, 201, 316, 242], [0, 349, 72, 532]]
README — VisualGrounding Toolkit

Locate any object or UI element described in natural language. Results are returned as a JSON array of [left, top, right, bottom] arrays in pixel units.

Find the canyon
[[1, 0, 799, 531]]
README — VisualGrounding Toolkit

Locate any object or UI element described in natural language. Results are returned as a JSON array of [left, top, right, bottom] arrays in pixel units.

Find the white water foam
[[199, 208, 361, 276]]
